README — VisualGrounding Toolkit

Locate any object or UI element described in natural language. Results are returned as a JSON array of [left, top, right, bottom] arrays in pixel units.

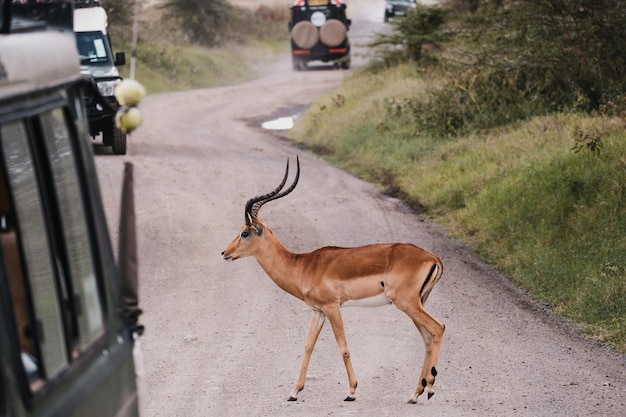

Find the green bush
[[101, 0, 133, 43], [389, 0, 626, 136], [159, 0, 236, 45], [158, 0, 289, 47], [410, 65, 551, 136], [369, 4, 449, 66]]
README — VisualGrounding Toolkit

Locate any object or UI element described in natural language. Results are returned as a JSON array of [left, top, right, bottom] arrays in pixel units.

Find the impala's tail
[[420, 259, 443, 305]]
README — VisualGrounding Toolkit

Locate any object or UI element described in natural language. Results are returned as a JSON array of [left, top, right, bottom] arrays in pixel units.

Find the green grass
[[113, 2, 289, 94], [290, 63, 626, 352], [118, 42, 286, 94], [451, 119, 626, 348]]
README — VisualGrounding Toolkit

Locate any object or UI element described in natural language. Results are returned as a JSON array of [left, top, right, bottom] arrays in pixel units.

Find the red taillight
[[292, 50, 311, 55]]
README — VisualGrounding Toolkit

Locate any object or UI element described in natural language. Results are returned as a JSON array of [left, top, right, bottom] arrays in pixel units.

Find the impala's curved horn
[[252, 156, 300, 214], [244, 157, 300, 225]]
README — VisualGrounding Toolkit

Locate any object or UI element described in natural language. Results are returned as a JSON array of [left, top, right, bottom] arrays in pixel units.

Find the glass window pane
[[40, 109, 104, 348], [75, 32, 111, 65], [0, 121, 68, 380]]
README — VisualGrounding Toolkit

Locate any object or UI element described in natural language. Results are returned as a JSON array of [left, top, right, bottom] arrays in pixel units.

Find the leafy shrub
[[475, 1, 626, 109], [159, 0, 237, 45], [101, 0, 132, 42], [410, 65, 552, 136], [369, 4, 449, 67], [392, 0, 626, 136], [158, 0, 288, 46], [245, 4, 291, 43]]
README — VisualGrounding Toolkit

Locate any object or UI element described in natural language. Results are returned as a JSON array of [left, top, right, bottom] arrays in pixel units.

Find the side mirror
[[115, 51, 126, 66]]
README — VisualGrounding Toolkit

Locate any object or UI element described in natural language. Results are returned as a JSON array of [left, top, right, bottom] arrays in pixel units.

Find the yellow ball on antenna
[[115, 79, 146, 106]]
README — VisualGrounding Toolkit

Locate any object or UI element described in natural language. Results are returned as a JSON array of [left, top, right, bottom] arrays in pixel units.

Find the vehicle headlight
[[96, 79, 121, 97]]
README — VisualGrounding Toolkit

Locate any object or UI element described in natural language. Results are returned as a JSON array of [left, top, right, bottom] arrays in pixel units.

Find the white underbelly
[[341, 292, 392, 308]]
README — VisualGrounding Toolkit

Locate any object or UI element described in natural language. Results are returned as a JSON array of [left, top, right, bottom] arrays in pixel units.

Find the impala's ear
[[250, 222, 264, 236], [247, 214, 264, 236]]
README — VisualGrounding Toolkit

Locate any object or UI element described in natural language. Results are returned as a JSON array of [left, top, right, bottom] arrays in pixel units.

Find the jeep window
[[0, 103, 105, 393], [40, 108, 104, 348], [1, 120, 69, 386], [76, 31, 111, 65]]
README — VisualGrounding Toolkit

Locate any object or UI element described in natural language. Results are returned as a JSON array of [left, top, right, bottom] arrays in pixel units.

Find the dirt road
[[94, 1, 625, 416]]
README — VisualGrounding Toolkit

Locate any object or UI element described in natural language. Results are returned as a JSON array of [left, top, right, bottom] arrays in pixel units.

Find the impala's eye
[[241, 230, 250, 238]]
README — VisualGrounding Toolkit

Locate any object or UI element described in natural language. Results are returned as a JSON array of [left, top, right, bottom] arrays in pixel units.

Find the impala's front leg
[[289, 308, 325, 401], [324, 305, 358, 401]]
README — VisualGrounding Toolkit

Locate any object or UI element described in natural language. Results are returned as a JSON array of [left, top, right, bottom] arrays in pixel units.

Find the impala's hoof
[[344, 395, 356, 402], [287, 396, 297, 402], [407, 398, 417, 404], [428, 392, 435, 400]]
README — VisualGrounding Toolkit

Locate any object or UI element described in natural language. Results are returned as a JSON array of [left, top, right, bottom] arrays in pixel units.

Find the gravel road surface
[[94, 1, 626, 416]]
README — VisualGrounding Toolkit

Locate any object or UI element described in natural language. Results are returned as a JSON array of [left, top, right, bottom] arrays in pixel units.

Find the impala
[[221, 157, 445, 403]]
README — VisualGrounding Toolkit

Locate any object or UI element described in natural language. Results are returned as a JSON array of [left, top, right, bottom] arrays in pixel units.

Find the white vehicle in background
[[74, 0, 128, 154]]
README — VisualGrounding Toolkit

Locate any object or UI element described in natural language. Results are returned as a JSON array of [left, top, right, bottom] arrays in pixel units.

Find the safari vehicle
[[384, 0, 417, 22], [0, 1, 143, 416], [289, 0, 351, 70], [74, 0, 128, 155], [11, 0, 128, 154]]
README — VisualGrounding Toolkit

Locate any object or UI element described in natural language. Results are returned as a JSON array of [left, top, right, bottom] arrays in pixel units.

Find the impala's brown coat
[[222, 159, 445, 403]]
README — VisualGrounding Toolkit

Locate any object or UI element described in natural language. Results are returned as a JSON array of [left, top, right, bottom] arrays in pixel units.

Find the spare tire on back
[[291, 21, 319, 49], [319, 19, 347, 47]]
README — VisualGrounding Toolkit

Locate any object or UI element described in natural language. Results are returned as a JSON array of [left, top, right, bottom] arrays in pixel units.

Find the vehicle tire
[[319, 19, 346, 47], [292, 56, 307, 71], [291, 21, 318, 49], [340, 56, 351, 70], [112, 127, 127, 155], [102, 126, 113, 146]]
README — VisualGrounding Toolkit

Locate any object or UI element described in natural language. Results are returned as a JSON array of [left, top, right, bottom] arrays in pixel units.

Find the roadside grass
[[114, 2, 289, 94], [290, 63, 626, 352], [118, 42, 287, 94]]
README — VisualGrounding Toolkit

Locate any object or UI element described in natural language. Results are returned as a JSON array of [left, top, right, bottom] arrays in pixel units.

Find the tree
[[370, 4, 449, 64], [101, 0, 132, 42], [160, 0, 235, 45], [461, 0, 626, 113]]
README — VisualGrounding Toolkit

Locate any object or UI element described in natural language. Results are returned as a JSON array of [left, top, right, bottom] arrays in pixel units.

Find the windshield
[[75, 32, 111, 65]]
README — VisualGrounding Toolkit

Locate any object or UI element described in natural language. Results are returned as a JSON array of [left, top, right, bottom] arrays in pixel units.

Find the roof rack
[[74, 0, 101, 9], [8, 0, 100, 8], [7, 0, 74, 33]]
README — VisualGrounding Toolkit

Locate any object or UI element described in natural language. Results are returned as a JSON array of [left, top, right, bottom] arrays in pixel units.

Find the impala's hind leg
[[395, 300, 445, 404], [392, 290, 445, 404]]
